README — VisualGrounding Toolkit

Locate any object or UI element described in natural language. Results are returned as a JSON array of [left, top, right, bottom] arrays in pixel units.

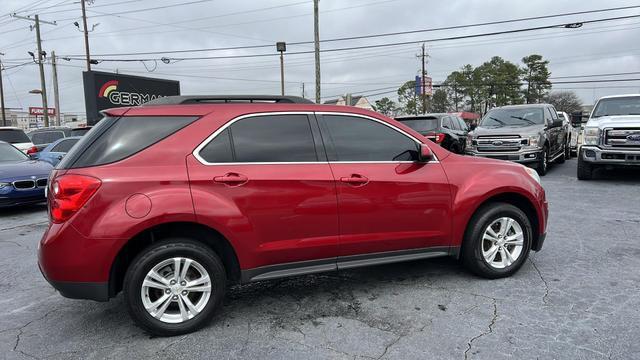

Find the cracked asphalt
[[1, 158, 639, 359]]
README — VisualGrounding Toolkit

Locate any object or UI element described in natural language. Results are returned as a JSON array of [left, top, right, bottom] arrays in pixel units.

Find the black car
[[395, 113, 469, 154]]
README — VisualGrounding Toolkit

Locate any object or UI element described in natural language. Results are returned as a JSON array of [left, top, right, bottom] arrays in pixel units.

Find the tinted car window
[[321, 115, 419, 161], [481, 107, 545, 126], [199, 129, 233, 163], [0, 129, 30, 144], [58, 116, 198, 169], [70, 128, 92, 136], [31, 131, 65, 145], [229, 115, 317, 162], [396, 117, 440, 133], [51, 138, 79, 153]]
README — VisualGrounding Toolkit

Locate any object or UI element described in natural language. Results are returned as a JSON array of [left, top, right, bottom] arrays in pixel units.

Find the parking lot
[[0, 159, 638, 360]]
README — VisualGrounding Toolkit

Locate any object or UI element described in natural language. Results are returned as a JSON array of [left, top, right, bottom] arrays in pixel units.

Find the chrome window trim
[[193, 111, 439, 165]]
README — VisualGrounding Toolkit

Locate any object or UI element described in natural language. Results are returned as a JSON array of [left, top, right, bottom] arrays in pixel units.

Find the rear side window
[[51, 138, 79, 153], [320, 115, 419, 161], [198, 114, 318, 163], [0, 129, 30, 144], [58, 116, 198, 169], [442, 117, 453, 129], [31, 131, 65, 145]]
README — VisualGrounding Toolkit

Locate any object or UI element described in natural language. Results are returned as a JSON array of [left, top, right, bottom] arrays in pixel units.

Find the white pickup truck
[[578, 94, 640, 179]]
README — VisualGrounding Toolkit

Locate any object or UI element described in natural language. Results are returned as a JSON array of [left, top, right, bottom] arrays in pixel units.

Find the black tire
[[450, 144, 461, 154], [461, 202, 533, 279], [536, 147, 548, 176], [565, 139, 572, 159], [577, 149, 594, 180], [123, 239, 226, 336]]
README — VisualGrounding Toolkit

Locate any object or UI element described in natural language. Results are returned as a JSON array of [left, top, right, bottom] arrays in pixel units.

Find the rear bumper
[[40, 263, 108, 301], [581, 146, 640, 166], [465, 149, 542, 163]]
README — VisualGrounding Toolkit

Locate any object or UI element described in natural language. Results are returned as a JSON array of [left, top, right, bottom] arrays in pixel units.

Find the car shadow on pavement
[[591, 167, 640, 182], [0, 203, 47, 218]]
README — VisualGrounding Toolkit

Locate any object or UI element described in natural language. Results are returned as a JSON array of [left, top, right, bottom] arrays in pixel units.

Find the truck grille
[[476, 136, 526, 152], [605, 128, 640, 148]]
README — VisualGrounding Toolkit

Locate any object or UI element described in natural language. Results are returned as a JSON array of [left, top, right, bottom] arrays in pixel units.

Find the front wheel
[[123, 239, 227, 336], [536, 147, 548, 176], [577, 150, 595, 180], [462, 203, 532, 279]]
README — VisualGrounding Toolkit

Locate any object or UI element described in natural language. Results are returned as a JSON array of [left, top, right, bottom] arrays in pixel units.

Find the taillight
[[26, 146, 38, 155], [426, 132, 446, 144], [50, 175, 101, 223]]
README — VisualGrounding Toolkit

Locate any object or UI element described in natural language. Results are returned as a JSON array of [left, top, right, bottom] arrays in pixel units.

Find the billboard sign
[[83, 70, 180, 125], [29, 107, 56, 116], [415, 76, 433, 96]]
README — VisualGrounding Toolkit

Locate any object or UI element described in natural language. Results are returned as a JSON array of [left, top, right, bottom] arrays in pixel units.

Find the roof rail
[[143, 95, 315, 106]]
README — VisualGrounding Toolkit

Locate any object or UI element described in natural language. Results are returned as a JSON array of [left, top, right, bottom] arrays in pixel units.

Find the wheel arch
[[457, 192, 541, 259], [108, 221, 241, 298]]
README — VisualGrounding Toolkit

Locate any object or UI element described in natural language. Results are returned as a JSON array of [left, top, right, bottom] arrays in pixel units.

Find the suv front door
[[187, 113, 339, 277], [317, 113, 452, 265]]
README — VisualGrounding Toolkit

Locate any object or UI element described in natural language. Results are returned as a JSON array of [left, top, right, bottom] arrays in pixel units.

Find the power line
[[54, 0, 217, 21], [61, 5, 640, 58], [55, 14, 640, 62]]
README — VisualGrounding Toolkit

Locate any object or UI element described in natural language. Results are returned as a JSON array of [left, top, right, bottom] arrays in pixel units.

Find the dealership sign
[[28, 107, 56, 116], [83, 71, 180, 125]]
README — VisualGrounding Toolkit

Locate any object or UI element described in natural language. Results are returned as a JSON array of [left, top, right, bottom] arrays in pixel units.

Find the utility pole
[[301, 83, 305, 99], [313, 0, 321, 103], [0, 54, 6, 126], [419, 43, 428, 114], [80, 0, 92, 71], [13, 14, 56, 127], [51, 51, 61, 126]]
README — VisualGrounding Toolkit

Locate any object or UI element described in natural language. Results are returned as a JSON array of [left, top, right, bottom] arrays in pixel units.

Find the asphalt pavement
[[1, 158, 639, 360]]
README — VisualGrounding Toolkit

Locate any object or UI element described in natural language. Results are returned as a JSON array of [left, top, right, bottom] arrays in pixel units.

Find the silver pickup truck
[[578, 94, 640, 180]]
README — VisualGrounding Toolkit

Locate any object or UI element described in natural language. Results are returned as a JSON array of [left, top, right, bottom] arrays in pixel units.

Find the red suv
[[38, 96, 548, 336]]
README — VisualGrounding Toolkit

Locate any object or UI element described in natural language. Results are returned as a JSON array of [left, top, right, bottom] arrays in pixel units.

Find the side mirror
[[552, 118, 563, 128], [418, 144, 433, 162]]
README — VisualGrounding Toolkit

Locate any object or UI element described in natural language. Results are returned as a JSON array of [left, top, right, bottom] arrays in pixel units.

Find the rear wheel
[[556, 144, 566, 164], [462, 203, 532, 279], [123, 239, 226, 336], [565, 138, 572, 159], [577, 149, 595, 180]]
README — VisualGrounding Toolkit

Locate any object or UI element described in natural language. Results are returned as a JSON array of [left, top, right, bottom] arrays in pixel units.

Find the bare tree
[[544, 91, 583, 114]]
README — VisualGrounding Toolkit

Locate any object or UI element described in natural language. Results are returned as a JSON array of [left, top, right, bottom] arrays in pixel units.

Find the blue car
[[0, 141, 53, 208], [33, 136, 81, 166]]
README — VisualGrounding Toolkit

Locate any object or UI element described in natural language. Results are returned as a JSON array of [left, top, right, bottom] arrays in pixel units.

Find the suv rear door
[[187, 113, 339, 277], [316, 113, 451, 264]]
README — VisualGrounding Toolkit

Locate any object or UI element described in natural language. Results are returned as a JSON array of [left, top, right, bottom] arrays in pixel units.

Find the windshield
[[396, 117, 440, 133], [480, 107, 544, 127], [0, 129, 31, 144], [592, 97, 640, 117], [0, 142, 29, 162]]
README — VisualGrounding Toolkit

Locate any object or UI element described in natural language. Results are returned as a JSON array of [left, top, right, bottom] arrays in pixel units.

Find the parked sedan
[[0, 141, 53, 207], [0, 127, 35, 153], [395, 113, 469, 153], [33, 136, 81, 166]]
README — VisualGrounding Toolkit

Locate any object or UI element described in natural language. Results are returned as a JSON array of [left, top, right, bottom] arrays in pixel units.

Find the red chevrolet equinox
[[38, 96, 548, 336]]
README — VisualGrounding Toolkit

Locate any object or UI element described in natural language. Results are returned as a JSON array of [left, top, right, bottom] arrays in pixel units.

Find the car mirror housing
[[418, 144, 433, 162]]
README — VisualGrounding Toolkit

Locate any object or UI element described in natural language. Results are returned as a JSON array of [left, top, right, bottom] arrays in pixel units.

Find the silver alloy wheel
[[481, 217, 524, 269], [141, 257, 212, 324]]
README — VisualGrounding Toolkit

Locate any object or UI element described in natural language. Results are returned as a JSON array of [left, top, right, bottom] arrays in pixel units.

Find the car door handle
[[214, 173, 248, 186], [340, 174, 369, 186]]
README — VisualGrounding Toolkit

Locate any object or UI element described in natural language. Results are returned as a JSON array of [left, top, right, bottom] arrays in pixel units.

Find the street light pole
[[276, 42, 286, 96]]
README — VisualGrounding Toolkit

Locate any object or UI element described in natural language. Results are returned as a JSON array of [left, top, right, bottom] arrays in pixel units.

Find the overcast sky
[[1, 0, 640, 116]]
